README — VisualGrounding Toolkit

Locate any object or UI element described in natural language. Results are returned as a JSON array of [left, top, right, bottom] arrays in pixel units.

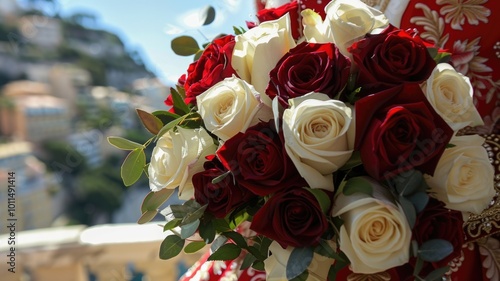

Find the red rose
[[257, 1, 301, 39], [413, 198, 465, 267], [182, 35, 236, 105], [266, 42, 350, 107], [193, 156, 256, 219], [217, 121, 306, 196], [355, 84, 453, 180], [250, 188, 329, 248], [349, 26, 436, 90]]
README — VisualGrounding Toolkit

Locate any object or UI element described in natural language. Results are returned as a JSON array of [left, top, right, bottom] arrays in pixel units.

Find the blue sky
[[56, 0, 257, 84]]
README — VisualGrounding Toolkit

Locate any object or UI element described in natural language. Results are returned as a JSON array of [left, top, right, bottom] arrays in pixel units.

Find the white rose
[[332, 178, 411, 274], [324, 0, 389, 57], [232, 13, 296, 105], [423, 63, 484, 131], [264, 241, 335, 281], [197, 76, 273, 141], [302, 9, 331, 43], [425, 135, 495, 215], [282, 92, 354, 191], [148, 127, 217, 200]]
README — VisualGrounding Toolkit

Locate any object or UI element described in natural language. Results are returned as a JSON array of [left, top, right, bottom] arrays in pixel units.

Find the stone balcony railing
[[0, 223, 203, 281]]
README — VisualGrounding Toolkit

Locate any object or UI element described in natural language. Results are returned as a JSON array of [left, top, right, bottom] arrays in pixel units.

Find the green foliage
[[41, 140, 88, 176], [121, 148, 146, 186], [159, 235, 185, 260], [341, 176, 373, 196], [286, 247, 314, 280], [107, 136, 144, 150], [208, 243, 242, 261], [418, 239, 453, 262], [171, 36, 201, 56], [136, 109, 163, 135], [305, 188, 331, 214]]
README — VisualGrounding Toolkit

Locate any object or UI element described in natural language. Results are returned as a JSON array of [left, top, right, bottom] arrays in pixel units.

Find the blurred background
[[0, 0, 257, 280]]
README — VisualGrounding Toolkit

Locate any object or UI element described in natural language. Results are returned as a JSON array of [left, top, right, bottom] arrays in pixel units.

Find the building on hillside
[[132, 78, 170, 111], [67, 129, 104, 168], [91, 86, 136, 129], [0, 142, 63, 234], [0, 80, 71, 142], [49, 64, 93, 118], [19, 15, 62, 49]]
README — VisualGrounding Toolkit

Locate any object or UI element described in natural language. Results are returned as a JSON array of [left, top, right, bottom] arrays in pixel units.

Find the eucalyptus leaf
[[121, 148, 145, 186], [136, 108, 164, 135], [152, 110, 181, 125], [392, 169, 424, 196], [137, 210, 158, 225], [418, 239, 453, 262], [163, 218, 181, 231], [252, 260, 265, 271], [208, 243, 241, 261], [315, 240, 345, 262], [413, 257, 424, 277], [339, 151, 362, 170], [305, 188, 331, 214], [199, 219, 216, 244], [222, 231, 248, 249], [171, 35, 200, 56], [342, 177, 373, 196], [211, 235, 228, 253], [170, 86, 191, 115], [159, 235, 185, 260], [286, 247, 314, 280], [184, 241, 206, 254], [399, 196, 417, 229], [180, 219, 200, 239], [155, 117, 182, 140], [202, 6, 216, 26], [290, 270, 309, 281], [141, 189, 175, 213], [425, 266, 451, 281], [182, 204, 208, 225], [408, 191, 429, 213], [107, 136, 144, 150], [240, 252, 257, 270]]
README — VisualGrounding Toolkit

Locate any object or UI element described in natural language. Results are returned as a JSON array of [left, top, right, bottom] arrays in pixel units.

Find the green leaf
[[212, 171, 230, 184], [180, 220, 200, 239], [252, 260, 265, 271], [408, 191, 429, 213], [286, 247, 314, 280], [399, 196, 417, 229], [182, 204, 208, 225], [427, 47, 438, 59], [339, 151, 362, 170], [290, 270, 309, 281], [141, 189, 175, 213], [152, 110, 181, 125], [233, 26, 246, 35], [247, 245, 267, 261], [305, 188, 331, 214], [159, 235, 185, 260], [342, 177, 373, 196], [418, 239, 453, 262], [137, 210, 158, 225], [315, 240, 345, 262], [171, 36, 200, 56], [240, 253, 257, 270], [170, 87, 191, 115], [327, 252, 350, 281], [184, 241, 206, 254], [211, 235, 228, 253], [193, 50, 203, 61], [391, 169, 425, 196], [425, 266, 451, 281], [107, 136, 144, 150], [199, 219, 216, 244], [222, 231, 248, 249], [121, 148, 146, 186], [445, 143, 456, 149], [213, 219, 232, 233], [202, 6, 216, 26], [413, 256, 424, 277], [136, 108, 164, 135], [208, 243, 242, 261], [163, 218, 181, 231], [155, 117, 182, 140]]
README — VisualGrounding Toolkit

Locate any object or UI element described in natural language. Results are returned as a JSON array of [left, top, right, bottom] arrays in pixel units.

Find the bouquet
[[109, 0, 496, 280]]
